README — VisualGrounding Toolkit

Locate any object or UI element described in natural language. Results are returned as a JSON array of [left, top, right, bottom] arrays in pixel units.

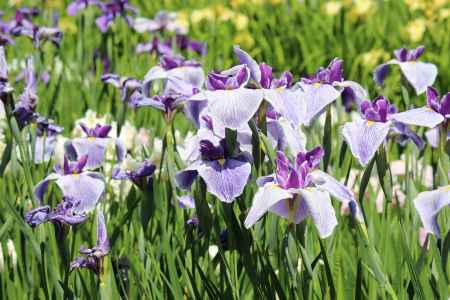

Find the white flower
[[6, 239, 16, 268], [119, 121, 138, 151], [208, 245, 218, 259]]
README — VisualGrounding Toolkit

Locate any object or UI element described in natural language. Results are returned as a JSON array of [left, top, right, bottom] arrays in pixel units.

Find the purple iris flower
[[95, 0, 138, 33], [342, 96, 433, 166], [391, 121, 424, 150], [132, 11, 187, 34], [135, 37, 173, 56], [13, 56, 38, 128], [71, 211, 110, 275], [374, 46, 437, 95], [65, 123, 125, 169], [176, 136, 252, 203], [34, 155, 105, 215], [244, 148, 363, 238], [6, 7, 39, 35], [101, 73, 142, 104], [112, 156, 156, 190], [414, 185, 450, 238], [175, 35, 207, 56], [34, 117, 64, 164], [190, 61, 266, 130], [293, 58, 368, 126], [67, 0, 99, 16]]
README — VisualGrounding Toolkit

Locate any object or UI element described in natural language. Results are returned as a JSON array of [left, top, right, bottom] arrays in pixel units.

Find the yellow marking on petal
[[275, 87, 284, 92], [218, 158, 226, 167], [313, 82, 321, 88], [442, 185, 450, 192], [366, 120, 375, 127], [88, 136, 96, 141], [426, 107, 435, 112], [71, 173, 80, 178], [269, 183, 280, 189]]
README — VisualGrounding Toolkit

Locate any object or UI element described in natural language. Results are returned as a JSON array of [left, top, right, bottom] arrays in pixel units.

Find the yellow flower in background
[[176, 11, 190, 31], [59, 18, 77, 34], [323, 1, 343, 16], [347, 0, 377, 21], [360, 49, 390, 69], [234, 14, 249, 30], [190, 8, 215, 24], [8, 0, 22, 6], [234, 31, 255, 48], [405, 0, 427, 11], [440, 8, 450, 19], [404, 18, 427, 42], [218, 8, 235, 22], [44, 0, 63, 9]]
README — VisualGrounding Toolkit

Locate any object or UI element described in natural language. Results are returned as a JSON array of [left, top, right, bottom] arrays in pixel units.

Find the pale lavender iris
[[13, 56, 38, 128], [65, 123, 125, 169], [244, 148, 363, 238], [295, 58, 368, 126], [342, 96, 431, 166], [34, 155, 105, 215], [176, 138, 252, 203], [132, 11, 187, 34], [101, 73, 142, 104], [67, 0, 99, 16], [71, 211, 110, 275], [34, 117, 64, 164], [374, 46, 437, 95], [414, 185, 450, 238], [0, 47, 13, 95]]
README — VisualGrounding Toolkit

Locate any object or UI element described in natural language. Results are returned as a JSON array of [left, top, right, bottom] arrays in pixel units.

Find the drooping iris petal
[[34, 173, 60, 204], [398, 61, 438, 95], [196, 158, 251, 203], [308, 170, 364, 222], [244, 183, 292, 228], [69, 138, 124, 169], [177, 195, 196, 209], [233, 45, 261, 83], [34, 135, 58, 164], [267, 117, 306, 154], [269, 197, 309, 224], [425, 127, 440, 148], [297, 188, 337, 238], [55, 173, 105, 213], [414, 186, 450, 238], [300, 83, 341, 126], [204, 88, 264, 129], [334, 80, 369, 108], [175, 166, 199, 190], [389, 107, 444, 128], [263, 88, 306, 126], [341, 117, 391, 166]]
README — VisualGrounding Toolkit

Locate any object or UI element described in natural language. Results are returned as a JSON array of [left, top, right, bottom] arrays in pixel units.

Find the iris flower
[[112, 155, 156, 190], [132, 11, 187, 34], [65, 123, 125, 169], [71, 211, 110, 275], [13, 56, 38, 128], [0, 47, 13, 96], [33, 117, 64, 164], [34, 155, 105, 209], [342, 96, 436, 166], [176, 136, 252, 203], [374, 46, 437, 95], [414, 185, 450, 238], [67, 0, 99, 16], [244, 148, 363, 238], [95, 0, 137, 33]]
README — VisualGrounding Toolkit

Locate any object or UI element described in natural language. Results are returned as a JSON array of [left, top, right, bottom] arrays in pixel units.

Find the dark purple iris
[[394, 46, 424, 62], [95, 0, 137, 33], [258, 63, 293, 89], [275, 147, 323, 190], [160, 54, 200, 70], [360, 96, 397, 123], [136, 36, 173, 56], [426, 87, 450, 118], [199, 140, 226, 161], [302, 58, 343, 85], [175, 34, 207, 56], [79, 123, 112, 138], [55, 155, 89, 175], [206, 65, 249, 90]]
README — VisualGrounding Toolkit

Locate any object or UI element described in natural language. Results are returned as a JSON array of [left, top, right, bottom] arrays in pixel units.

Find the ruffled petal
[[34, 173, 61, 204], [341, 117, 391, 166], [267, 117, 306, 154], [308, 170, 364, 222], [300, 83, 341, 126], [55, 173, 105, 214], [398, 61, 438, 95], [414, 186, 450, 238], [298, 188, 337, 238], [197, 159, 251, 203], [204, 88, 264, 129], [389, 106, 444, 128], [244, 183, 292, 228], [70, 138, 112, 169], [263, 88, 306, 126], [233, 45, 261, 83]]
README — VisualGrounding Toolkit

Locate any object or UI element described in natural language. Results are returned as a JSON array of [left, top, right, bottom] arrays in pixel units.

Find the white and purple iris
[[244, 147, 363, 238], [34, 155, 105, 210], [374, 46, 437, 95], [176, 137, 252, 203], [65, 123, 125, 169], [342, 96, 434, 166]]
